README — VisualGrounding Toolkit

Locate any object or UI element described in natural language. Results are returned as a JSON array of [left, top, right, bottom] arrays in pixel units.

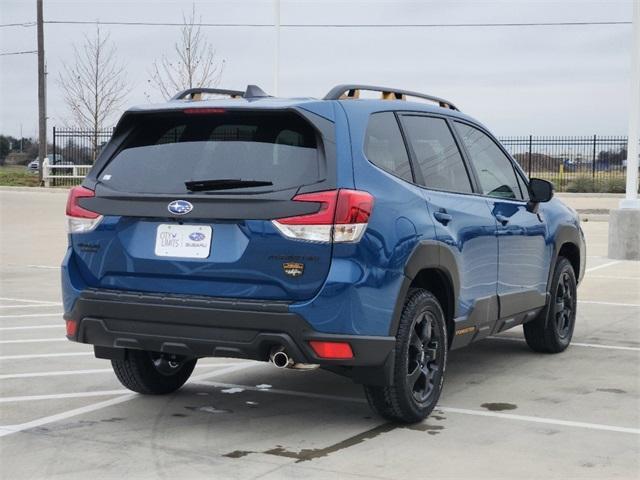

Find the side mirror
[[529, 178, 554, 203]]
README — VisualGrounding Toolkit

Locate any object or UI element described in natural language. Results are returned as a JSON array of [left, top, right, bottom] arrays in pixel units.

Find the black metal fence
[[52, 128, 633, 192], [498, 135, 630, 192], [52, 127, 114, 166]]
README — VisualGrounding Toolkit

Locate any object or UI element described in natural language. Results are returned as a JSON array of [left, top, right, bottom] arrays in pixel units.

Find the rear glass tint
[[100, 111, 320, 194]]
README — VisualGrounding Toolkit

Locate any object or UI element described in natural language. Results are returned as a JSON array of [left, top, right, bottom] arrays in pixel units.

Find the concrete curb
[[0, 186, 70, 193]]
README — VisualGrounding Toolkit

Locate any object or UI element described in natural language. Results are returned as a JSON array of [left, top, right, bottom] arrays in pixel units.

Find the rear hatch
[[71, 108, 336, 301]]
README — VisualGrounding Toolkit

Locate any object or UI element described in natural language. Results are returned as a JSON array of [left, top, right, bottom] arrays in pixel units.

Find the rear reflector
[[66, 186, 103, 233], [308, 341, 354, 359], [272, 189, 374, 243], [65, 319, 77, 337]]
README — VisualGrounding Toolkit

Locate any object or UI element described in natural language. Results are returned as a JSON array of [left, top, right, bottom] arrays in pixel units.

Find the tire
[[524, 256, 577, 353], [364, 289, 448, 423], [111, 350, 197, 394]]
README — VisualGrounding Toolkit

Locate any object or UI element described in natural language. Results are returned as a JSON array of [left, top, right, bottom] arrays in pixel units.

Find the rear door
[[454, 121, 550, 317], [73, 108, 336, 301], [398, 114, 499, 340]]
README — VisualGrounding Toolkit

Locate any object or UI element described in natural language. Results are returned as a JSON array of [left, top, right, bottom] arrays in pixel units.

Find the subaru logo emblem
[[167, 200, 193, 215], [189, 232, 205, 241]]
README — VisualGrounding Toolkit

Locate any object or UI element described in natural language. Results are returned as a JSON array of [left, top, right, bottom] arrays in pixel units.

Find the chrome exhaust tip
[[270, 348, 293, 369], [269, 346, 320, 370]]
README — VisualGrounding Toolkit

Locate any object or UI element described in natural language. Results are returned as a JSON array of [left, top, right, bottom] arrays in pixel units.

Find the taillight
[[65, 186, 103, 233], [272, 189, 373, 243]]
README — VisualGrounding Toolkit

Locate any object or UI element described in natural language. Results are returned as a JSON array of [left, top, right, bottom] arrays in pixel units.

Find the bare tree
[[148, 5, 225, 100], [58, 26, 128, 161]]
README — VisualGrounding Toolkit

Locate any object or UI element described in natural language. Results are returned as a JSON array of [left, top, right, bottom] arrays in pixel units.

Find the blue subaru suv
[[62, 84, 585, 422]]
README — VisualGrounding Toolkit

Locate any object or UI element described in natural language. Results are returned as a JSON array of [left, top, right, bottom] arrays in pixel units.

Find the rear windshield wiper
[[185, 179, 273, 192]]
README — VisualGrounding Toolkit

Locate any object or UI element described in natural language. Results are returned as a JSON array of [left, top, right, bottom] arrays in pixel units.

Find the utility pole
[[273, 0, 280, 96], [37, 0, 46, 183], [608, 0, 640, 260], [621, 0, 640, 209]]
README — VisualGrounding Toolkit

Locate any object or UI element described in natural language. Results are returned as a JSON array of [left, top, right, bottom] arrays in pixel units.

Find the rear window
[[99, 111, 320, 194]]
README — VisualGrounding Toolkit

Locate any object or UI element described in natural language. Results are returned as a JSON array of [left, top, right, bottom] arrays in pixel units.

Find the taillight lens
[[272, 189, 373, 243], [66, 186, 103, 233], [309, 341, 354, 359]]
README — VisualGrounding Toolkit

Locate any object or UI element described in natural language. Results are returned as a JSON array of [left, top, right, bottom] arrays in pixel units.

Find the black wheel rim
[[554, 271, 575, 339], [149, 352, 185, 376], [406, 310, 442, 404]]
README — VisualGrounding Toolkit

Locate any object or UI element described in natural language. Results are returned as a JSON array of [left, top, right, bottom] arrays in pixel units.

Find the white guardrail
[[42, 158, 93, 188]]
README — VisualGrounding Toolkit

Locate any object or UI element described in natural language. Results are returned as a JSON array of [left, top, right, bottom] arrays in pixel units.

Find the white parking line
[[0, 313, 62, 319], [0, 396, 137, 438], [0, 297, 61, 305], [4, 264, 60, 270], [588, 275, 639, 281], [437, 407, 640, 435], [0, 352, 91, 361], [0, 338, 66, 344], [195, 381, 640, 435], [0, 362, 258, 437], [0, 304, 62, 309], [489, 336, 640, 352], [0, 362, 248, 380], [585, 260, 621, 273], [0, 390, 128, 403], [578, 300, 640, 308], [0, 325, 61, 331]]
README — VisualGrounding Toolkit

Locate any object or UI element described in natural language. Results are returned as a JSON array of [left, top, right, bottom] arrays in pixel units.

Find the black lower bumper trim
[[66, 289, 395, 375]]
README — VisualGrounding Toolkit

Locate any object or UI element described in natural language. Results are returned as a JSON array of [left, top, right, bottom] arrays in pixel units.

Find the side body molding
[[388, 240, 460, 336]]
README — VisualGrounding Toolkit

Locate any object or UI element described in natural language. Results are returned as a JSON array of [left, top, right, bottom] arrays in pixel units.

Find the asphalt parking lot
[[0, 188, 638, 479]]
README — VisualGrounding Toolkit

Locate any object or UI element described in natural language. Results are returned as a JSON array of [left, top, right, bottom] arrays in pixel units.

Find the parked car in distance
[[26, 159, 39, 173], [61, 84, 585, 423]]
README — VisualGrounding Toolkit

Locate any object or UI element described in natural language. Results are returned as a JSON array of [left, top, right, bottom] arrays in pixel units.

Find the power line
[[0, 22, 36, 28], [42, 19, 631, 28], [0, 50, 38, 56]]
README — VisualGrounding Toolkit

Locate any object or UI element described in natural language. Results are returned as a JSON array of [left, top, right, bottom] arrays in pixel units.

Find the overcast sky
[[0, 0, 634, 139]]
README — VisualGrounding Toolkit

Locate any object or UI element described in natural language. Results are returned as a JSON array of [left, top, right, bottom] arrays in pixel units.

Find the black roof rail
[[171, 85, 270, 101], [323, 84, 459, 111]]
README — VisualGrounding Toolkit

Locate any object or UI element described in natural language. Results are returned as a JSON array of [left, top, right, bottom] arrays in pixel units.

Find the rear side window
[[100, 111, 320, 194], [364, 112, 413, 182], [400, 115, 472, 193], [454, 122, 524, 200]]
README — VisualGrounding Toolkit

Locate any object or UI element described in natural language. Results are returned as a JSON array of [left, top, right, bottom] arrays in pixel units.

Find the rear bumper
[[65, 288, 395, 383]]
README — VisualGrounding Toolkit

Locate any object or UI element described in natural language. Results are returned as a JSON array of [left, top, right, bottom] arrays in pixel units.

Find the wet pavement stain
[[100, 417, 125, 423], [223, 421, 447, 462], [406, 423, 445, 435], [224, 450, 252, 459], [264, 423, 397, 462], [596, 388, 627, 394], [33, 417, 126, 433], [481, 402, 517, 411]]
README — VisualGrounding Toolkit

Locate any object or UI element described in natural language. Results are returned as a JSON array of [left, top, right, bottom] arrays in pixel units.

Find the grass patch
[[0, 165, 40, 187], [532, 172, 634, 193]]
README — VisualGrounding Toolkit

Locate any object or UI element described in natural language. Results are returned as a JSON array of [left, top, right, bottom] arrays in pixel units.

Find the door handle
[[495, 214, 510, 225], [434, 211, 453, 225]]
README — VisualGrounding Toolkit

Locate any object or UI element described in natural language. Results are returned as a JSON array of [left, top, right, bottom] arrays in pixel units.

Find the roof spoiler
[[323, 84, 459, 111], [171, 85, 270, 101]]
